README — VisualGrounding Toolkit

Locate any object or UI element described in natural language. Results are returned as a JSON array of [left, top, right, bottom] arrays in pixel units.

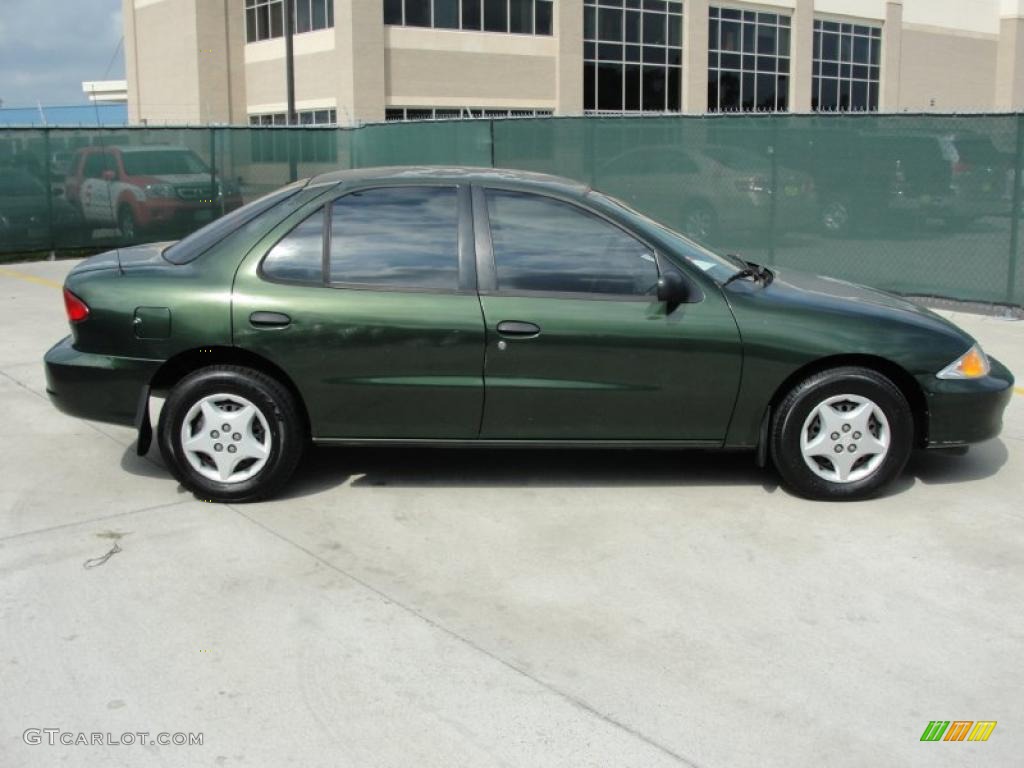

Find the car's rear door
[[473, 186, 742, 442], [232, 183, 486, 439]]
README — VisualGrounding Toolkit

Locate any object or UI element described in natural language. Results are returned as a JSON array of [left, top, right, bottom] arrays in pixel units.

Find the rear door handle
[[250, 311, 291, 328], [496, 320, 541, 338]]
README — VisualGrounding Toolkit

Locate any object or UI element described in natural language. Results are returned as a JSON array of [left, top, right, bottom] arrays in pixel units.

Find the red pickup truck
[[65, 145, 243, 241]]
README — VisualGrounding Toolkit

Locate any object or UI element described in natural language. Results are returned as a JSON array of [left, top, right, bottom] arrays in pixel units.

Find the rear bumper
[[922, 356, 1015, 448], [44, 336, 161, 427]]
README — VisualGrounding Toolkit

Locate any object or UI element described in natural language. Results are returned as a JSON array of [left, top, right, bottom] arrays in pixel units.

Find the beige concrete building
[[123, 0, 1024, 125]]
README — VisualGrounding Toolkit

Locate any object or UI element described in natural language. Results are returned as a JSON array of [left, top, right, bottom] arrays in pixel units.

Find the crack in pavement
[[0, 500, 194, 544], [227, 503, 706, 768]]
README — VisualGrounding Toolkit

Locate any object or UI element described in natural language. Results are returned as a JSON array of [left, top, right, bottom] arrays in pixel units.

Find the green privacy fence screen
[[1, 114, 1021, 306]]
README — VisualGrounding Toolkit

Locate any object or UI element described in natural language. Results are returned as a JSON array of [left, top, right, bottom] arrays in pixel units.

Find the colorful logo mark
[[920, 721, 997, 742]]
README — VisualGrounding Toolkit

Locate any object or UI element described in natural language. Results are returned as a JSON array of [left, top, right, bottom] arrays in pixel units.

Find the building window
[[812, 20, 880, 111], [583, 0, 683, 113], [384, 107, 553, 121], [384, 0, 554, 35], [249, 109, 337, 125], [245, 0, 333, 43], [707, 6, 790, 112], [248, 110, 338, 163]]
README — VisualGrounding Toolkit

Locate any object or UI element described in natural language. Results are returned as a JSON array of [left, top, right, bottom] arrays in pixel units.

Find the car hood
[[760, 266, 962, 329], [70, 242, 177, 275]]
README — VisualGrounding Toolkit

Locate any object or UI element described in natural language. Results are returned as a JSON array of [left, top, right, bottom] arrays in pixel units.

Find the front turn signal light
[[937, 345, 990, 380]]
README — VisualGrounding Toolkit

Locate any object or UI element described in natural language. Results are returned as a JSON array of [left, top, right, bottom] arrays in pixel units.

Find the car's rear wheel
[[158, 365, 304, 502], [770, 366, 913, 500]]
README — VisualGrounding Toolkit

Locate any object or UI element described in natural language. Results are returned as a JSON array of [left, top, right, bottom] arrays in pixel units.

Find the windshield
[[703, 146, 770, 171], [587, 190, 742, 281], [0, 170, 44, 196], [122, 150, 208, 176], [163, 181, 308, 265]]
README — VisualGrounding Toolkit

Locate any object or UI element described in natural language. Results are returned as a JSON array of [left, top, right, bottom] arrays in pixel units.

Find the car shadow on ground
[[121, 438, 1008, 503]]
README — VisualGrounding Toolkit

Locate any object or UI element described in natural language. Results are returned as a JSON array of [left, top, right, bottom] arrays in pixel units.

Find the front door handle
[[496, 320, 541, 338], [250, 311, 291, 328]]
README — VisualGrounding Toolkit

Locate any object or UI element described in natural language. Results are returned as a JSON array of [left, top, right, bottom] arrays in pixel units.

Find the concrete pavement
[[1, 259, 1022, 767]]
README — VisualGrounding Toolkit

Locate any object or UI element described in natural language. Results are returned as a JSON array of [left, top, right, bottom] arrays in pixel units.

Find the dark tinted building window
[[707, 6, 790, 112], [485, 190, 658, 296], [329, 187, 459, 290], [583, 0, 683, 113], [262, 209, 325, 283], [384, 0, 403, 24], [484, 0, 508, 31], [405, 0, 431, 26], [812, 20, 881, 112], [385, 0, 552, 34]]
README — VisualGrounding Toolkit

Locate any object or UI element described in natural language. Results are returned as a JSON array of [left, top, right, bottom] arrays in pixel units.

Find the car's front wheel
[[158, 365, 304, 502], [770, 366, 914, 500]]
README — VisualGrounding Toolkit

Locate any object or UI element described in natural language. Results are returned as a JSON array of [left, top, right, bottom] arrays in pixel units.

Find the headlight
[[937, 344, 990, 379], [144, 183, 176, 199]]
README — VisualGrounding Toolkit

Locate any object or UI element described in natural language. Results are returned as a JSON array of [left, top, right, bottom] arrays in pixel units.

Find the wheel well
[[767, 354, 929, 447], [149, 346, 311, 435]]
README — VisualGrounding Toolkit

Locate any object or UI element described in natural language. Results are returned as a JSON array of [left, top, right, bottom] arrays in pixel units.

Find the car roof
[[307, 166, 589, 198]]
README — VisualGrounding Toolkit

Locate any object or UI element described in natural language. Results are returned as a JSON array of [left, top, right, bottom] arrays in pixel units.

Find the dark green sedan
[[45, 167, 1014, 502]]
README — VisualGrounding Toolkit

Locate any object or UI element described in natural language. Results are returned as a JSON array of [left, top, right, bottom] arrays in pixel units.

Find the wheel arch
[[764, 354, 928, 450], [148, 346, 311, 437]]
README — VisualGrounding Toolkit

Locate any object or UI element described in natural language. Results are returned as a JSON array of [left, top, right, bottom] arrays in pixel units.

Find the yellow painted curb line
[[0, 268, 63, 291], [1015, 387, 1024, 396]]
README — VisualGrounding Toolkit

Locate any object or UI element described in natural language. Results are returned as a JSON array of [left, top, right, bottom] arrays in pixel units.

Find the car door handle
[[496, 320, 541, 338], [249, 311, 291, 328]]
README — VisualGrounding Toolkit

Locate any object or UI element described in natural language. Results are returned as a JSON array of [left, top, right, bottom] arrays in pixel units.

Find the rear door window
[[328, 186, 459, 290]]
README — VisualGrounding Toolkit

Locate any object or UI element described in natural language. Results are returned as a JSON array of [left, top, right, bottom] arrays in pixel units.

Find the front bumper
[[44, 336, 162, 427], [922, 355, 1015, 448]]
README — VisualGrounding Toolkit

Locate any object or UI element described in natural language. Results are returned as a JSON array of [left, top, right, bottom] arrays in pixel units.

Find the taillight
[[63, 288, 90, 323]]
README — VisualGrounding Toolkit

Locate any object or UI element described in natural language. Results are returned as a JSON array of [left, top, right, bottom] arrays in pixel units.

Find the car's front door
[[80, 151, 116, 225], [473, 187, 742, 442], [233, 184, 485, 439]]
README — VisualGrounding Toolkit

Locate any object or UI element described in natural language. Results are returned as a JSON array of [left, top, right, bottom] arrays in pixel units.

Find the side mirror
[[102, 170, 116, 182], [657, 270, 690, 306]]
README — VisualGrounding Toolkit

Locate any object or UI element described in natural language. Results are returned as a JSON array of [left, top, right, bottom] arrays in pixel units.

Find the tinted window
[[164, 181, 306, 264], [329, 187, 459, 290], [83, 153, 113, 179], [122, 150, 207, 176], [262, 208, 324, 283], [485, 191, 658, 296]]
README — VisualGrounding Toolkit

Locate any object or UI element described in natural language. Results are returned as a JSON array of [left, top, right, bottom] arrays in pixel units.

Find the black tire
[[158, 365, 305, 503], [820, 197, 853, 237], [681, 201, 719, 244], [770, 366, 914, 501], [118, 205, 138, 244]]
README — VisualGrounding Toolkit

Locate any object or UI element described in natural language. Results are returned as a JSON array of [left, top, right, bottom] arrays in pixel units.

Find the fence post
[[208, 127, 219, 219], [768, 115, 779, 265], [489, 119, 495, 168], [43, 127, 56, 259], [1007, 113, 1023, 306]]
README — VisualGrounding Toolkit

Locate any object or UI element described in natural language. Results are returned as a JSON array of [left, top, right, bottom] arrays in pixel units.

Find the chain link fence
[[1, 114, 1021, 306]]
